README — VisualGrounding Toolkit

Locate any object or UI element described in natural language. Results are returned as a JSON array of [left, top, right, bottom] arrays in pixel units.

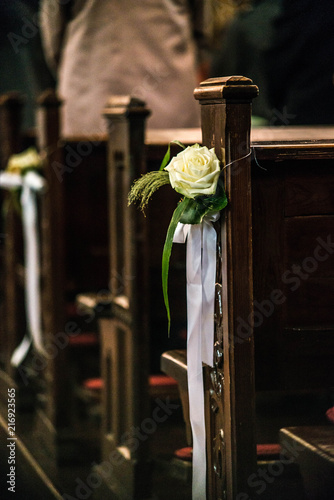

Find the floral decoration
[[128, 141, 228, 332]]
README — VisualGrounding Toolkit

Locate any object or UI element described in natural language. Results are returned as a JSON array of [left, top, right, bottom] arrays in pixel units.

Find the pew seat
[[68, 332, 99, 347], [256, 443, 283, 460], [326, 407, 334, 424], [173, 443, 283, 462], [80, 374, 179, 400]]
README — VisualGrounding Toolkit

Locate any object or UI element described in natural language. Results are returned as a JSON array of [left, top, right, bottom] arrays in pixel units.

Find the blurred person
[[211, 0, 334, 125], [210, 0, 282, 124], [39, 0, 213, 135], [266, 0, 334, 125]]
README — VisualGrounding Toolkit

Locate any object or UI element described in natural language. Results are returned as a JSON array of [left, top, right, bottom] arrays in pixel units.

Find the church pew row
[[92, 78, 257, 498], [81, 97, 199, 498], [35, 81, 334, 498], [109, 81, 334, 498], [45, 81, 334, 498], [0, 90, 189, 486], [1, 77, 334, 499], [0, 91, 110, 476], [29, 91, 108, 472]]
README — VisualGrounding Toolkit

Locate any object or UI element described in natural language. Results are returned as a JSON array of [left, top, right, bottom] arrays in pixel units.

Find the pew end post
[[93, 96, 153, 499], [161, 76, 259, 499], [198, 76, 258, 498]]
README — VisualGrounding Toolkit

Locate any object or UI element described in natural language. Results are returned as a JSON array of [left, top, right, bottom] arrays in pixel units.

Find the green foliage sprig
[[128, 141, 228, 334]]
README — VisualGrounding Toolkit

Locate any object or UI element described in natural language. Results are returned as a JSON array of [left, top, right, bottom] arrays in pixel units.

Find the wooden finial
[[194, 76, 259, 102]]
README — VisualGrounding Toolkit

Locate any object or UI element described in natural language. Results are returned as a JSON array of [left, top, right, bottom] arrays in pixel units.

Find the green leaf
[[162, 197, 192, 335], [159, 140, 185, 171], [180, 181, 228, 225]]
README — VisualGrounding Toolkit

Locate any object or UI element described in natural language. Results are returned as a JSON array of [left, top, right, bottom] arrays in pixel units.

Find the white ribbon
[[174, 214, 219, 500], [0, 171, 47, 366]]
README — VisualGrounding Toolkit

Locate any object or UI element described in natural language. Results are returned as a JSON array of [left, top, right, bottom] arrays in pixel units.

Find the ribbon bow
[[174, 213, 219, 499], [0, 170, 47, 366]]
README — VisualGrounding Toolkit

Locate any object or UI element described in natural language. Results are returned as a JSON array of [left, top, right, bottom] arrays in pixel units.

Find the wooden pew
[[77, 90, 334, 499], [0, 89, 187, 487], [4, 80, 333, 498], [94, 78, 259, 498], [91, 97, 196, 499], [251, 126, 334, 500], [251, 126, 334, 392], [161, 90, 334, 499], [28, 90, 110, 472], [0, 90, 111, 477], [158, 77, 259, 499]]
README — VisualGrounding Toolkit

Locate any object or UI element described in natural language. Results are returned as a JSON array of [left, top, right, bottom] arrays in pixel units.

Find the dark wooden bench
[[67, 83, 334, 498], [28, 90, 111, 470], [89, 97, 198, 498], [0, 89, 188, 487], [160, 83, 334, 498], [38, 82, 334, 498], [0, 90, 110, 474], [3, 79, 333, 498], [251, 126, 334, 500], [2, 90, 187, 484], [92, 77, 260, 498], [251, 126, 334, 392]]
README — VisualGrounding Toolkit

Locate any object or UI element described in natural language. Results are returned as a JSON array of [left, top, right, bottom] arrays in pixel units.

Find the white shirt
[[40, 0, 212, 134]]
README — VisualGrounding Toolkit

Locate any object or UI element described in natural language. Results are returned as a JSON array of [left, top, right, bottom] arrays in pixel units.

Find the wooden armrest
[[161, 349, 191, 445], [160, 350, 187, 390], [76, 292, 112, 317], [280, 426, 334, 499]]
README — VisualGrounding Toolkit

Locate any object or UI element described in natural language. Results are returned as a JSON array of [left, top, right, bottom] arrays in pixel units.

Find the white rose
[[165, 144, 221, 199]]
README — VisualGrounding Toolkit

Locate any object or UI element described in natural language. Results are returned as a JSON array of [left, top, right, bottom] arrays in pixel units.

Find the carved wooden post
[[34, 90, 70, 461], [0, 93, 25, 383], [194, 76, 258, 499], [98, 97, 151, 498]]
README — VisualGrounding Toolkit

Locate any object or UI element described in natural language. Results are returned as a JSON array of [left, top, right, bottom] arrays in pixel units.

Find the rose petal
[[165, 144, 221, 198]]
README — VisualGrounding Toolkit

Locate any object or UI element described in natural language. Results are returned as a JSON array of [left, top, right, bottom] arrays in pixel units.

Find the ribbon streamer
[[0, 171, 47, 366], [174, 214, 219, 500]]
